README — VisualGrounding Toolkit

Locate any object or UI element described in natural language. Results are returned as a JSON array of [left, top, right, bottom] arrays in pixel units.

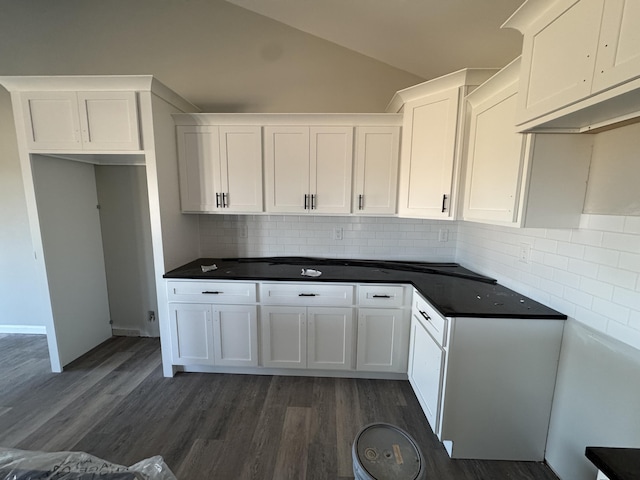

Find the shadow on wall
[[545, 319, 640, 479]]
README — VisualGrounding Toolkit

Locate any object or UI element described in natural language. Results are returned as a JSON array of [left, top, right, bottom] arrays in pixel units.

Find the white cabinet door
[[77, 91, 140, 151], [218, 126, 263, 213], [264, 126, 310, 213], [264, 126, 353, 214], [176, 126, 263, 213], [356, 308, 408, 373], [213, 305, 258, 367], [307, 307, 354, 370], [398, 88, 460, 218], [353, 126, 400, 215], [21, 92, 82, 150], [21, 91, 139, 151], [408, 313, 445, 434], [169, 303, 215, 366], [464, 83, 525, 224], [517, 0, 604, 123], [592, 0, 640, 93], [177, 126, 220, 212], [310, 126, 353, 214], [261, 306, 307, 368]]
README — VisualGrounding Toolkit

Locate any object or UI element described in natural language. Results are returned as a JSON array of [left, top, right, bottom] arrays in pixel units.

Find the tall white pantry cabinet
[[0, 76, 199, 375]]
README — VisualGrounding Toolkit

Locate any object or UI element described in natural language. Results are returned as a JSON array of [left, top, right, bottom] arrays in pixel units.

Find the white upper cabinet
[[22, 91, 140, 151], [503, 0, 640, 132], [264, 125, 353, 214], [463, 58, 594, 228], [176, 125, 263, 213], [353, 126, 400, 215], [387, 69, 497, 220]]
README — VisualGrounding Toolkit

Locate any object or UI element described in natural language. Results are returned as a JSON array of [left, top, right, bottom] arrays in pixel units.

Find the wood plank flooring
[[0, 334, 560, 479]]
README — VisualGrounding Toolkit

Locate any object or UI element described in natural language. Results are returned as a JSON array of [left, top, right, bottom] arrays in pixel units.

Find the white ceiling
[[224, 0, 526, 80]]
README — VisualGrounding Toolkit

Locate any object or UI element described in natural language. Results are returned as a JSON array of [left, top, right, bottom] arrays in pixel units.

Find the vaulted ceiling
[[224, 0, 526, 80]]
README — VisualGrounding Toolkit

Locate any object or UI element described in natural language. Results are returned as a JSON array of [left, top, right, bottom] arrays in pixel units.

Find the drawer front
[[358, 284, 406, 307], [167, 281, 257, 304], [260, 283, 354, 306], [413, 291, 447, 347]]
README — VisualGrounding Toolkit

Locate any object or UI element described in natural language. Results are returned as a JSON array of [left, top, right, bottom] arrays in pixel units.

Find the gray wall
[[0, 89, 47, 331]]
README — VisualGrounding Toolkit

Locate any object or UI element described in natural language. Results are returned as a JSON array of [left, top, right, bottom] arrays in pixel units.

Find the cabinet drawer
[[413, 291, 447, 347], [260, 283, 354, 306], [358, 284, 405, 307], [167, 281, 257, 304]]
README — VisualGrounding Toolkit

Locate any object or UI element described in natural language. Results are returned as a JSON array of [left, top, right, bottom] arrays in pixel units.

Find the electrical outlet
[[438, 229, 449, 242], [239, 224, 248, 238], [148, 310, 156, 322], [519, 243, 531, 264], [333, 227, 343, 240]]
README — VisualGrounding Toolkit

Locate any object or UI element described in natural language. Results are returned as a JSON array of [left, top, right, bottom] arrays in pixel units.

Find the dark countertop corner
[[164, 257, 567, 320], [586, 446, 640, 480]]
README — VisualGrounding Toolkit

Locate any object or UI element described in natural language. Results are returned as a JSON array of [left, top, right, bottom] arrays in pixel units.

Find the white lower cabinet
[[167, 280, 410, 377], [169, 303, 258, 367], [260, 305, 355, 370], [213, 305, 258, 367], [408, 289, 564, 461], [169, 303, 215, 366], [408, 311, 445, 431], [356, 308, 408, 373]]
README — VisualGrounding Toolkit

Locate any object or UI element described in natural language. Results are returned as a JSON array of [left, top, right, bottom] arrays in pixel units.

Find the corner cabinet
[[408, 290, 564, 461], [264, 126, 353, 214], [503, 0, 640, 132], [176, 125, 263, 213], [387, 69, 497, 219], [463, 58, 594, 228], [21, 91, 140, 151]]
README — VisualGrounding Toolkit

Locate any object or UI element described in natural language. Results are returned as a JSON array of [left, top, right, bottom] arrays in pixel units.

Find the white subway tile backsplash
[[597, 265, 638, 289], [602, 232, 640, 254], [199, 213, 640, 353]]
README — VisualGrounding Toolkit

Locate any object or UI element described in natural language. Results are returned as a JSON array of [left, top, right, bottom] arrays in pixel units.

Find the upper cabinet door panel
[[78, 91, 140, 151], [592, 0, 640, 93], [22, 92, 82, 150], [518, 0, 604, 122], [310, 126, 353, 214], [264, 126, 310, 213], [219, 126, 263, 213], [353, 126, 400, 215], [465, 89, 525, 223], [176, 126, 220, 212], [399, 88, 459, 218], [21, 91, 140, 152]]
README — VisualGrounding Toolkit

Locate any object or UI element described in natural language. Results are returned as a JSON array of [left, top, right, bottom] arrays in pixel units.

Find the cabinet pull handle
[[304, 194, 309, 210], [441, 194, 447, 213], [216, 193, 221, 208], [311, 194, 316, 210], [223, 192, 228, 208], [298, 293, 317, 297], [419, 310, 431, 321], [372, 294, 391, 298], [203, 291, 223, 295], [358, 194, 364, 210]]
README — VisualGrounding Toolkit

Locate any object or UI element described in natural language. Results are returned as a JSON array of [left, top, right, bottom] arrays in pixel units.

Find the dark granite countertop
[[586, 447, 640, 480], [164, 257, 566, 320]]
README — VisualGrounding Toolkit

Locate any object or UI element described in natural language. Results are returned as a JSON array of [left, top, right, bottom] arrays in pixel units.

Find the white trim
[[0, 325, 47, 335]]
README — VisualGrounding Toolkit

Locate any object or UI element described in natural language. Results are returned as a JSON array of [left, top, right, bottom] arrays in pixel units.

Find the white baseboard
[[0, 325, 47, 335], [111, 328, 141, 337]]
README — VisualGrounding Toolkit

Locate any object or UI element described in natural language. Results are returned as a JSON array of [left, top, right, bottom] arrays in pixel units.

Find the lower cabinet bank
[[165, 279, 563, 461], [166, 280, 411, 378]]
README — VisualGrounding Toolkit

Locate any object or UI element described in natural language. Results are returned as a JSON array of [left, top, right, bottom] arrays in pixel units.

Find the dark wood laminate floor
[[0, 334, 560, 480]]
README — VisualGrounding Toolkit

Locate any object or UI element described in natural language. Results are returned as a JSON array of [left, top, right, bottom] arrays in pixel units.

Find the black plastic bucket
[[352, 423, 425, 480]]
